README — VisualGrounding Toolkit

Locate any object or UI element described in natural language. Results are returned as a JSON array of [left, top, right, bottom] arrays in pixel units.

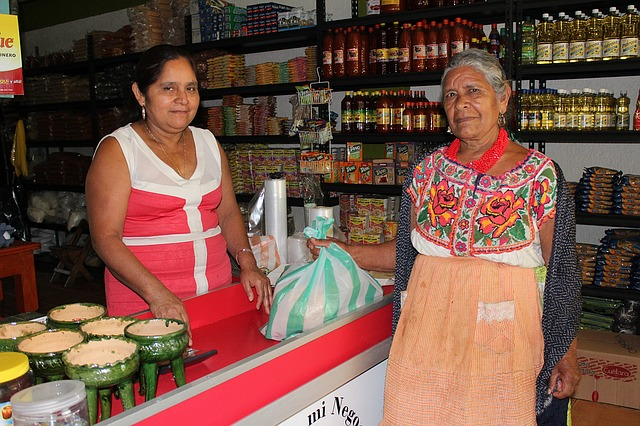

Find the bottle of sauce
[[353, 91, 367, 133], [413, 102, 427, 132], [376, 90, 392, 133], [388, 22, 401, 74], [377, 23, 389, 75], [402, 102, 414, 132], [426, 21, 438, 71], [333, 29, 346, 78], [633, 89, 640, 131], [438, 19, 451, 70], [409, 0, 429, 9], [359, 26, 369, 75], [392, 90, 407, 132], [322, 29, 333, 79], [412, 21, 427, 72], [398, 23, 412, 73], [341, 91, 353, 133], [366, 92, 378, 132], [346, 27, 361, 77], [487, 22, 500, 59], [451, 17, 465, 57], [369, 26, 378, 75], [381, 0, 405, 14]]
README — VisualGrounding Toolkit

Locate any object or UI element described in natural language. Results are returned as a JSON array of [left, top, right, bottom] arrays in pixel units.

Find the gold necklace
[[144, 121, 186, 179]]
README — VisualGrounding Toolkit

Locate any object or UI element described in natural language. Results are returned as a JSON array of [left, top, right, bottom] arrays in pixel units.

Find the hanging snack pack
[[262, 217, 383, 341]]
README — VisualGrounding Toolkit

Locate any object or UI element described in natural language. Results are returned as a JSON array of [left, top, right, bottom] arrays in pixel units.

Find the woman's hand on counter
[[148, 287, 192, 346], [240, 265, 273, 314]]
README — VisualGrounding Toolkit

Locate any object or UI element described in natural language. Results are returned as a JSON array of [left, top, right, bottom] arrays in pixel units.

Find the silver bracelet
[[235, 248, 252, 264]]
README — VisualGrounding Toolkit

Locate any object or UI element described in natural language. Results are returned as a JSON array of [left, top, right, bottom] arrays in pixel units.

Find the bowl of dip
[[0, 321, 48, 352], [47, 303, 106, 330]]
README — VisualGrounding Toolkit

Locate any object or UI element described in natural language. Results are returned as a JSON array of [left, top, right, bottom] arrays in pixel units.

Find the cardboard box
[[573, 330, 640, 409]]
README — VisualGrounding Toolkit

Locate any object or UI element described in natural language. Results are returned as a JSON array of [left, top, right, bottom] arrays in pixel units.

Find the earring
[[498, 112, 506, 127], [142, 105, 146, 121]]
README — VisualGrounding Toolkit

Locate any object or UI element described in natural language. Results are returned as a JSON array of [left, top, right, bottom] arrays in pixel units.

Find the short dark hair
[[135, 44, 197, 95]]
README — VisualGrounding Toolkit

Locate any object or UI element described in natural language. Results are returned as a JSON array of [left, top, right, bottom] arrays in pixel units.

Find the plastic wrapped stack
[[305, 46, 317, 81], [97, 108, 126, 136], [95, 63, 136, 100], [24, 75, 90, 104], [128, 0, 189, 51], [27, 111, 92, 141], [246, 2, 293, 36], [580, 296, 622, 332], [613, 174, 640, 216], [206, 54, 246, 89], [593, 229, 640, 289], [575, 166, 621, 214], [31, 152, 92, 187], [227, 148, 300, 196], [287, 56, 308, 83], [576, 242, 598, 286]]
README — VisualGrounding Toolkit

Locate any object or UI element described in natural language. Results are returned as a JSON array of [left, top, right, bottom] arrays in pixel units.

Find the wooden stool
[[0, 240, 40, 313], [50, 220, 94, 287]]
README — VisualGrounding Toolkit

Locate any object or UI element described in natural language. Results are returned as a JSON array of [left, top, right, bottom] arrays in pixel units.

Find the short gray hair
[[441, 49, 509, 101]]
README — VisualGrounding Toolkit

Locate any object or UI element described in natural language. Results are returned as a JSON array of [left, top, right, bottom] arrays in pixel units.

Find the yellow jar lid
[[0, 352, 30, 383]]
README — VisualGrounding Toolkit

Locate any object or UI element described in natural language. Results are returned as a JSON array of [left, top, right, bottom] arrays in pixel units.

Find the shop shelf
[[200, 81, 313, 99], [331, 132, 452, 144], [323, 183, 402, 196], [27, 139, 96, 148], [518, 58, 640, 81], [518, 131, 640, 144], [217, 135, 299, 145], [188, 27, 317, 54], [576, 213, 640, 228], [581, 285, 640, 301], [25, 182, 85, 193], [320, 0, 506, 28]]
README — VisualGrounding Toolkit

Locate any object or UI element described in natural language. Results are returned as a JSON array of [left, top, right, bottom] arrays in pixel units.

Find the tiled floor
[[0, 253, 106, 319]]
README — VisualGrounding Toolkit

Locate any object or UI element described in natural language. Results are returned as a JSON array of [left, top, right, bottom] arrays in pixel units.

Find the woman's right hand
[[147, 287, 192, 345], [307, 237, 350, 259]]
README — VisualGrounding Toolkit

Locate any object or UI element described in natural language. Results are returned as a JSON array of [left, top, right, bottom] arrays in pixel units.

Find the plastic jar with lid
[[0, 352, 35, 425], [11, 380, 89, 426]]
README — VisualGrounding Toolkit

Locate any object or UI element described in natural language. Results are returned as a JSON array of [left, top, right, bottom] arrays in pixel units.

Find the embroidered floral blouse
[[409, 147, 557, 269]]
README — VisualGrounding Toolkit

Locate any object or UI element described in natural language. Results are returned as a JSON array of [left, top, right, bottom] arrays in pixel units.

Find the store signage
[[280, 360, 387, 425], [0, 13, 23, 95]]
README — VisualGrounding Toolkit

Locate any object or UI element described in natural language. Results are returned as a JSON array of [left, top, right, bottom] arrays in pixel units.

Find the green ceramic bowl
[[47, 303, 106, 330], [124, 319, 188, 363], [17, 329, 85, 380], [0, 321, 48, 352], [63, 337, 139, 387], [80, 316, 138, 340]]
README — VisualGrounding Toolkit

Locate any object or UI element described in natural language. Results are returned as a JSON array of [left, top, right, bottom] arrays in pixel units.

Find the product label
[[412, 44, 426, 60], [553, 113, 567, 129], [377, 48, 389, 62], [333, 50, 344, 64], [521, 42, 536, 64], [354, 109, 366, 123], [376, 109, 391, 125], [391, 107, 403, 125], [427, 43, 438, 59], [322, 50, 332, 65], [621, 37, 639, 57], [567, 112, 579, 129], [580, 113, 595, 129], [528, 110, 541, 129], [569, 41, 586, 61], [347, 48, 359, 62], [369, 49, 377, 64], [519, 111, 529, 130], [594, 113, 611, 129], [541, 111, 554, 129], [1, 401, 13, 425], [536, 43, 552, 62], [616, 113, 630, 130], [399, 47, 410, 63], [381, 0, 399, 5], [451, 40, 464, 56], [585, 40, 602, 59], [438, 43, 448, 58], [342, 110, 353, 124], [552, 42, 569, 61], [603, 39, 620, 58], [389, 47, 399, 62], [413, 114, 426, 130]]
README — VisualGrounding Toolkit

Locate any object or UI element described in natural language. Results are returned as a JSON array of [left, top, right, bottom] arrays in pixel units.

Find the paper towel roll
[[265, 179, 288, 263], [308, 206, 334, 237]]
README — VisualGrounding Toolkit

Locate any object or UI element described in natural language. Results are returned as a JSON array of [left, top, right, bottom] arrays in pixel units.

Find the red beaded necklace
[[445, 128, 509, 174]]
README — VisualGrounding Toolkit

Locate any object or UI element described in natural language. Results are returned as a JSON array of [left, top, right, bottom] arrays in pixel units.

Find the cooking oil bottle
[[536, 14, 554, 64], [616, 90, 630, 130], [594, 89, 612, 130], [569, 11, 587, 62], [553, 13, 570, 63], [521, 16, 537, 64], [567, 89, 581, 130], [586, 9, 604, 61], [540, 89, 555, 130], [579, 88, 596, 130], [553, 89, 568, 131], [602, 7, 621, 60], [620, 6, 639, 59], [528, 89, 542, 130], [519, 90, 530, 130]]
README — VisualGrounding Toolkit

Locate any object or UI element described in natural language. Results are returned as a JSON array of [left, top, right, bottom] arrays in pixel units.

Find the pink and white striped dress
[[100, 124, 232, 316]]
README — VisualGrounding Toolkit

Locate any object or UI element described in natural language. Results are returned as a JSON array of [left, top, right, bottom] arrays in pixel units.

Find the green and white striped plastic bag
[[262, 217, 383, 341]]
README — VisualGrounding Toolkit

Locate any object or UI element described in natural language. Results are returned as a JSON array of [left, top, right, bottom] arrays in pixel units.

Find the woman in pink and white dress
[[86, 45, 272, 335]]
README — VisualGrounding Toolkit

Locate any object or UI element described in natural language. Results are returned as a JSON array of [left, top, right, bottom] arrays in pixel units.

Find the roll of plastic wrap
[[308, 206, 334, 237], [265, 179, 288, 263]]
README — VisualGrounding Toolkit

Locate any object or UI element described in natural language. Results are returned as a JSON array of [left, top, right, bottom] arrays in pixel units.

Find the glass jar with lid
[[0, 352, 35, 425]]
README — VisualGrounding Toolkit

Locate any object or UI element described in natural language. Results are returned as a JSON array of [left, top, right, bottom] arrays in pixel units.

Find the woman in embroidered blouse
[[311, 49, 581, 425], [86, 45, 272, 340]]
